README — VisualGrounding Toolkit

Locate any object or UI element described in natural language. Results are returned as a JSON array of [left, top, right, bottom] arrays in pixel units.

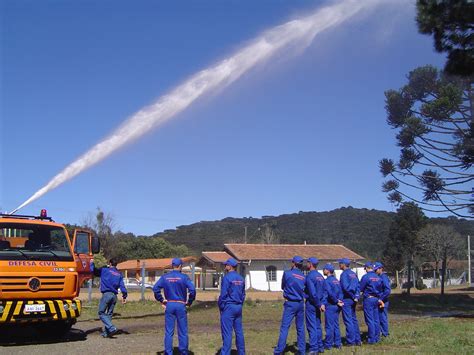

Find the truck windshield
[[0, 223, 73, 261]]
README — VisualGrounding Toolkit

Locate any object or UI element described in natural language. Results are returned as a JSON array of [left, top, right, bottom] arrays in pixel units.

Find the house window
[[266, 265, 277, 282]]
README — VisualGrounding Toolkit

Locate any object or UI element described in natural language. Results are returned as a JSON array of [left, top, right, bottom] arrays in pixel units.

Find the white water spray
[[12, 0, 384, 214]]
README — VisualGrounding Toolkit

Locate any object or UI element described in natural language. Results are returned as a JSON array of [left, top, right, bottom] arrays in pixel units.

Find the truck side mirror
[[91, 236, 100, 254]]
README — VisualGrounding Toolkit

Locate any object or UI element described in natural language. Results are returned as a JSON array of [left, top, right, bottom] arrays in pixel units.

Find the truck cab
[[0, 210, 99, 332]]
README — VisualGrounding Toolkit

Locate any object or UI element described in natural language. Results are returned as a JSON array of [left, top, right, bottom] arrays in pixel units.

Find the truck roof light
[[40, 209, 47, 218]]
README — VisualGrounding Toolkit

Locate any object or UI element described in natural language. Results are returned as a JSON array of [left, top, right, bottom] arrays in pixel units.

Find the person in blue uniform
[[92, 258, 128, 338], [322, 263, 344, 350], [374, 262, 391, 338], [305, 257, 326, 354], [274, 256, 306, 355], [153, 258, 196, 355], [338, 258, 361, 346], [218, 258, 246, 355], [359, 262, 384, 344]]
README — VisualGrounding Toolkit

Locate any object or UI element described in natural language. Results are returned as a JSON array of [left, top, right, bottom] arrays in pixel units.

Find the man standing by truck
[[153, 258, 196, 355], [218, 257, 246, 355], [92, 258, 128, 338]]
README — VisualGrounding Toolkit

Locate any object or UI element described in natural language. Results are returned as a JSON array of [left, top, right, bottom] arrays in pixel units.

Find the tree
[[418, 224, 464, 295], [383, 202, 427, 295], [259, 222, 280, 244], [105, 231, 190, 263], [380, 65, 473, 218], [82, 207, 116, 259], [416, 0, 474, 76]]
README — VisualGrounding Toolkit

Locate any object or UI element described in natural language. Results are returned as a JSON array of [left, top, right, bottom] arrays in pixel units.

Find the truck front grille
[[0, 275, 65, 293]]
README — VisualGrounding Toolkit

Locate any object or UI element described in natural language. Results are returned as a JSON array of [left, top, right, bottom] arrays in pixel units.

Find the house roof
[[223, 243, 364, 261], [117, 256, 197, 271], [201, 251, 232, 264]]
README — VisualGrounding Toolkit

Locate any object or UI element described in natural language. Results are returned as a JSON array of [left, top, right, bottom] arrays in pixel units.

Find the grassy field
[[78, 293, 474, 354]]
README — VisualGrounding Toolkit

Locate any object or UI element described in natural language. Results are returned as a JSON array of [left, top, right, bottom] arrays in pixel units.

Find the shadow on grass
[[282, 343, 299, 354], [214, 349, 245, 355], [388, 293, 474, 316], [80, 300, 218, 322], [83, 327, 131, 337], [157, 348, 195, 355], [79, 312, 165, 322]]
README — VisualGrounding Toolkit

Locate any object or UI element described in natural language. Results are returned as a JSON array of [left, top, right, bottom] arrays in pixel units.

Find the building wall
[[244, 260, 287, 291], [242, 260, 366, 291]]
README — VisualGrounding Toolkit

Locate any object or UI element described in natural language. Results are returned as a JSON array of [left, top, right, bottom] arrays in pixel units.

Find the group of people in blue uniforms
[[273, 256, 391, 354], [93, 256, 390, 355]]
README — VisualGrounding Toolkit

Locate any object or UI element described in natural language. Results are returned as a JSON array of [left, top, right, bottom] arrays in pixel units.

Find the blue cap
[[292, 255, 304, 264], [223, 258, 238, 267], [338, 258, 350, 266], [172, 258, 183, 266], [374, 262, 383, 270], [308, 257, 319, 265], [323, 263, 335, 272], [364, 261, 373, 269]]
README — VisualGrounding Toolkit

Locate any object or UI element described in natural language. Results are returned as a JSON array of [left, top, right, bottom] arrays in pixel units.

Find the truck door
[[72, 230, 100, 287]]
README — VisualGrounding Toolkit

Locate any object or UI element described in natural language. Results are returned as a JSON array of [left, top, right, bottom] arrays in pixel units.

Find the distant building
[[117, 256, 199, 286], [197, 243, 365, 291]]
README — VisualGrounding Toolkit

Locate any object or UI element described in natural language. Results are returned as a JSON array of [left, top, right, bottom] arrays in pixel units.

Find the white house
[[198, 243, 365, 291]]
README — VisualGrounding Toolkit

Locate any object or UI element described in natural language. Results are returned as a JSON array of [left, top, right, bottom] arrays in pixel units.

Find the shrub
[[416, 278, 427, 290]]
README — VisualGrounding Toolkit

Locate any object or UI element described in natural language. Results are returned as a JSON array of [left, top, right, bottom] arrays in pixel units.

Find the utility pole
[[468, 235, 472, 286], [244, 226, 248, 244], [88, 278, 92, 304], [141, 262, 146, 301]]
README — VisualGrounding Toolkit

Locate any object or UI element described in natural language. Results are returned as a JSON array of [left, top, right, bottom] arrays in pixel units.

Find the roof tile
[[224, 244, 363, 261], [117, 256, 197, 270]]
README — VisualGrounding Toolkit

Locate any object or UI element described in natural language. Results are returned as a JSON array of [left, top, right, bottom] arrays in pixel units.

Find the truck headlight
[[71, 303, 77, 310], [0, 306, 4, 314], [63, 303, 69, 311]]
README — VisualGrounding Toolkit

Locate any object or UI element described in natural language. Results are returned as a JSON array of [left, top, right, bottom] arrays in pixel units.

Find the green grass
[[79, 296, 474, 354], [389, 293, 474, 315], [377, 318, 473, 354]]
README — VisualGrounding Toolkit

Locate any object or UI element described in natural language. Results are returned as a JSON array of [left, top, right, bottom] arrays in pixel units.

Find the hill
[[154, 207, 474, 260]]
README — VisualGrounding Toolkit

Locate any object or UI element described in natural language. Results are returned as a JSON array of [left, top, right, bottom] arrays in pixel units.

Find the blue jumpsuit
[[360, 271, 383, 344], [93, 265, 128, 336], [274, 268, 306, 355], [340, 268, 361, 345], [379, 273, 391, 337], [153, 270, 196, 355], [323, 274, 343, 349], [305, 269, 326, 353], [218, 271, 246, 355]]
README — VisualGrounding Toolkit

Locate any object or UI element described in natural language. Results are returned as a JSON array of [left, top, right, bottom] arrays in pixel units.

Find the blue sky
[[1, 0, 446, 235]]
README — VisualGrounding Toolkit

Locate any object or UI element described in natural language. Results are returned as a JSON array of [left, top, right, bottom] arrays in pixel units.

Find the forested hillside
[[154, 207, 473, 260]]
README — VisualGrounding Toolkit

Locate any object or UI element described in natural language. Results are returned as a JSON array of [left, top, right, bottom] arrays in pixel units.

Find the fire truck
[[0, 210, 99, 333]]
